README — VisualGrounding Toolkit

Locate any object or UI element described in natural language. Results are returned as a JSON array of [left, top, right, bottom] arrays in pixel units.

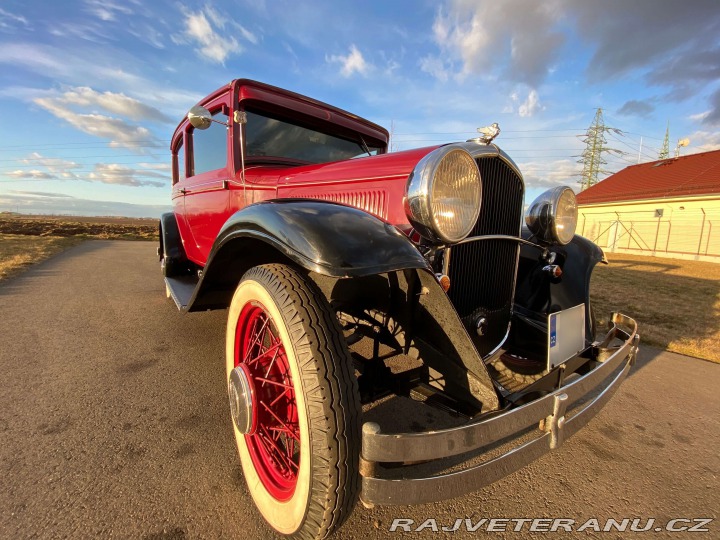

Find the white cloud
[[689, 111, 711, 122], [419, 55, 449, 82], [519, 159, 582, 189], [429, 1, 563, 86], [34, 97, 161, 151], [31, 87, 169, 151], [84, 0, 132, 21], [48, 22, 110, 43], [38, 87, 171, 123], [10, 191, 72, 198], [87, 163, 167, 187], [0, 43, 202, 119], [234, 23, 258, 45], [138, 162, 171, 171], [684, 130, 720, 155], [175, 6, 241, 64], [6, 170, 56, 179], [518, 89, 542, 117], [0, 7, 29, 28], [21, 153, 82, 176], [328, 45, 371, 77], [4, 156, 170, 187], [127, 23, 165, 49], [429, 0, 719, 122]]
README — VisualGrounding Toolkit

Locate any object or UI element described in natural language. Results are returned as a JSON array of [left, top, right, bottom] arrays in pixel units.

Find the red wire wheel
[[225, 264, 361, 538], [235, 301, 299, 501]]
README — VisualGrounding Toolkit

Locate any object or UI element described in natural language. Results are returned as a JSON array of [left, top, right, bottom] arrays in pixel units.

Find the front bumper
[[359, 313, 639, 506]]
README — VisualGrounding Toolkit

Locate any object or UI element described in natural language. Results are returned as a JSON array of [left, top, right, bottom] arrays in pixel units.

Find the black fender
[[158, 212, 191, 277], [186, 199, 429, 311], [513, 230, 605, 354]]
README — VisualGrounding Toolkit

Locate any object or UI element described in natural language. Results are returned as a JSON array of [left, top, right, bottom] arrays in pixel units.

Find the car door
[[178, 96, 232, 265]]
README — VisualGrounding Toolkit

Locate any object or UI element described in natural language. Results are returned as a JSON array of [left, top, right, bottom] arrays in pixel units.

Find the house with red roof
[[576, 149, 720, 262]]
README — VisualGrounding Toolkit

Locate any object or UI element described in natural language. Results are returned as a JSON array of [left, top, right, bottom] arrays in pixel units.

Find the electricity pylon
[[577, 108, 624, 191], [658, 122, 670, 160]]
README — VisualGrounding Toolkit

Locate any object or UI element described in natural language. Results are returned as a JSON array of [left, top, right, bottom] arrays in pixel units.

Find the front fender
[[186, 199, 429, 311], [214, 199, 429, 277], [515, 230, 605, 344]]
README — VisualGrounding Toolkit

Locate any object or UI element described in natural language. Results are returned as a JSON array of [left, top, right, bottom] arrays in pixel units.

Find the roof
[[576, 149, 720, 205], [172, 79, 389, 150]]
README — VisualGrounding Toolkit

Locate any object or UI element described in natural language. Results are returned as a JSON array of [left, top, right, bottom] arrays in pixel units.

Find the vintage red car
[[160, 79, 639, 539]]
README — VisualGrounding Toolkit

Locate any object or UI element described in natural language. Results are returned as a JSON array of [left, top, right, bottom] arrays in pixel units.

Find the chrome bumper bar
[[359, 313, 639, 506]]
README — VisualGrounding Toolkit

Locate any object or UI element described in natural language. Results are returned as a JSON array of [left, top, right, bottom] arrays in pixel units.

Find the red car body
[[162, 79, 639, 540], [171, 79, 434, 265]]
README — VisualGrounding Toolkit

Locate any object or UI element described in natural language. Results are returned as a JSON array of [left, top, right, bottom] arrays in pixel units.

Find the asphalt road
[[1, 240, 718, 539]]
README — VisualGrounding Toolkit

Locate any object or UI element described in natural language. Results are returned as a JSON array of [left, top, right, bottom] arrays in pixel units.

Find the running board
[[165, 275, 199, 310]]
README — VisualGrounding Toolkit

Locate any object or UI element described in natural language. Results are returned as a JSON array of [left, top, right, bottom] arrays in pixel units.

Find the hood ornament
[[468, 123, 500, 145]]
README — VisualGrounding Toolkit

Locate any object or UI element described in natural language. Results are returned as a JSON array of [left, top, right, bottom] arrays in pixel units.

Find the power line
[[0, 140, 169, 150], [607, 132, 657, 162], [0, 155, 167, 163]]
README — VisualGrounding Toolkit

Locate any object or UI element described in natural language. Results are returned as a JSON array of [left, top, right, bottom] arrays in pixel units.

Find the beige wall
[[578, 195, 720, 262]]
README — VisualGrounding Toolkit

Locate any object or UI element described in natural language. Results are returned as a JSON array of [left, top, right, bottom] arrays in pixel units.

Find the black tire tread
[[241, 264, 361, 540]]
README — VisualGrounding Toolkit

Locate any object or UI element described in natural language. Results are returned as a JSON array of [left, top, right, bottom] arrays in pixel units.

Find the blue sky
[[0, 0, 718, 217]]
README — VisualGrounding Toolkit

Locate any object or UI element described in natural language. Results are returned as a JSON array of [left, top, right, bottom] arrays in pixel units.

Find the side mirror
[[187, 105, 213, 130]]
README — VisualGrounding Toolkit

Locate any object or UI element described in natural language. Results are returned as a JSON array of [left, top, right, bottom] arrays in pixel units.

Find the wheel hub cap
[[228, 364, 256, 434]]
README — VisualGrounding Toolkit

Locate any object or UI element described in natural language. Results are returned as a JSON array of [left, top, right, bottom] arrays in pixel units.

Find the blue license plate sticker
[[550, 314, 557, 348]]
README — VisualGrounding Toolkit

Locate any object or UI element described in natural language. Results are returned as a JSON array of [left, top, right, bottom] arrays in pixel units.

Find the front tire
[[226, 264, 361, 539]]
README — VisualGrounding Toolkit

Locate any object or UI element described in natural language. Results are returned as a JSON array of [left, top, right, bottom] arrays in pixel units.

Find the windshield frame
[[238, 101, 385, 167]]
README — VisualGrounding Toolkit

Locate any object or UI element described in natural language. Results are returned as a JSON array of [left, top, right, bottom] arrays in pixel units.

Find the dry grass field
[[592, 252, 720, 363], [0, 234, 86, 280], [0, 213, 158, 240], [0, 214, 158, 281]]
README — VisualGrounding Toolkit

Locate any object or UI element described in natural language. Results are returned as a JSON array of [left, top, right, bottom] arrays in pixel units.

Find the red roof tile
[[576, 149, 720, 205]]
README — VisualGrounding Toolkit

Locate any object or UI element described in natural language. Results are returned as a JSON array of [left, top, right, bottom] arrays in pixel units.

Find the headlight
[[405, 146, 482, 244], [525, 186, 578, 245]]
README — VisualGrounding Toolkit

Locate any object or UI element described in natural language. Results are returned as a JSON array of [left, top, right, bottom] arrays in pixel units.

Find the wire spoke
[[259, 401, 300, 442], [258, 425, 298, 473], [269, 387, 291, 407], [262, 346, 281, 382], [244, 316, 270, 364], [246, 342, 282, 368], [254, 377, 293, 390]]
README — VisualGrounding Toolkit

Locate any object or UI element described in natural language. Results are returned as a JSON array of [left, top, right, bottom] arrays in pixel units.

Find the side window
[[190, 111, 228, 176], [173, 141, 184, 185]]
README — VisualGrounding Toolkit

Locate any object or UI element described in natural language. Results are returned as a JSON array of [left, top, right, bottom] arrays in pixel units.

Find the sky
[[0, 0, 719, 218]]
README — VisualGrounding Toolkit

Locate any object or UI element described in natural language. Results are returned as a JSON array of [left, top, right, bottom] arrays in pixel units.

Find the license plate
[[548, 304, 586, 369]]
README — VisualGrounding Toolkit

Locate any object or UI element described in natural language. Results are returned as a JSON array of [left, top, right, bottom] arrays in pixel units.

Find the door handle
[[180, 188, 187, 194]]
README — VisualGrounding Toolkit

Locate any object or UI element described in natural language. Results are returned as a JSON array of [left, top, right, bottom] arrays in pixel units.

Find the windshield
[[243, 110, 381, 164]]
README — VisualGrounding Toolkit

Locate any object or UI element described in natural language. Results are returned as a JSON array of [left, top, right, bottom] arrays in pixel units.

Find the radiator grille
[[447, 156, 524, 355]]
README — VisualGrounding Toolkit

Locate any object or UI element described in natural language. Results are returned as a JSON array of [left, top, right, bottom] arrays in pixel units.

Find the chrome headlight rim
[[404, 145, 482, 244], [525, 186, 578, 245]]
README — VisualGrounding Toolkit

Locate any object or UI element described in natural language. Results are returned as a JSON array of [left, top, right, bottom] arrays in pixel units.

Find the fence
[[579, 206, 720, 262]]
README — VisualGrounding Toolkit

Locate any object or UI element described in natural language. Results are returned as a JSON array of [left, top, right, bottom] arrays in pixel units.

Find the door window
[[173, 141, 185, 184], [190, 111, 228, 176]]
